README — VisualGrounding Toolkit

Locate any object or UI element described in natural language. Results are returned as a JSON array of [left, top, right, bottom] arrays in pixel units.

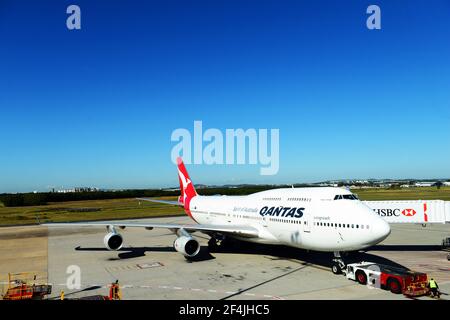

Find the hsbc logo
[[374, 208, 417, 217], [401, 209, 416, 216], [374, 208, 400, 217]]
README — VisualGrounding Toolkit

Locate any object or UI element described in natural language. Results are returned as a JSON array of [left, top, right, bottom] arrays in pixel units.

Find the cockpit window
[[334, 194, 358, 200]]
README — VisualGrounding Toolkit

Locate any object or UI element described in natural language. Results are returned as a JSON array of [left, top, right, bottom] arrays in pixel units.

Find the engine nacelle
[[173, 236, 200, 258], [103, 232, 123, 251]]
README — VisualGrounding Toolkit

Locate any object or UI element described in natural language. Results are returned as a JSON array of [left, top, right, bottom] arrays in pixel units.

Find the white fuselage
[[189, 187, 391, 252]]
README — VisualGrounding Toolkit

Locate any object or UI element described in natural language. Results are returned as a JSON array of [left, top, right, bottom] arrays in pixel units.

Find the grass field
[[0, 187, 449, 226], [0, 197, 184, 226], [351, 186, 450, 201]]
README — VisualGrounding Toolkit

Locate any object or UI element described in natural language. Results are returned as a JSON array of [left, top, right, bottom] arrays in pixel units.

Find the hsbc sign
[[373, 208, 417, 217], [364, 200, 447, 224]]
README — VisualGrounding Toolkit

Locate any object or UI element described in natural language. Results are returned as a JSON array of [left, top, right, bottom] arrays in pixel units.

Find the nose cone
[[372, 218, 391, 243]]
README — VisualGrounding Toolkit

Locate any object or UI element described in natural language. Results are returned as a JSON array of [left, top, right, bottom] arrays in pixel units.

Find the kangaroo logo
[[178, 169, 191, 203]]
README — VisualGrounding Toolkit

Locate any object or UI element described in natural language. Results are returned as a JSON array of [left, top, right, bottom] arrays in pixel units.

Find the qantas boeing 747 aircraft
[[47, 157, 391, 274]]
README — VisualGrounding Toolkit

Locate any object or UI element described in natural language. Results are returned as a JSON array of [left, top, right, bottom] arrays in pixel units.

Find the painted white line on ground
[[46, 282, 284, 300]]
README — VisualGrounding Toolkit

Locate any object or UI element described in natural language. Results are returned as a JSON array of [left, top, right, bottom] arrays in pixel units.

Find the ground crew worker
[[60, 291, 65, 300], [428, 278, 439, 297]]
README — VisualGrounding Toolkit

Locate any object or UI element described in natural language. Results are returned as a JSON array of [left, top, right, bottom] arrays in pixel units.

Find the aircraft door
[[262, 216, 268, 228], [303, 203, 313, 233]]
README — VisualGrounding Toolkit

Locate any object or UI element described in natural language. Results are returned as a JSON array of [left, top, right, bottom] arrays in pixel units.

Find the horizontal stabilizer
[[136, 198, 183, 206]]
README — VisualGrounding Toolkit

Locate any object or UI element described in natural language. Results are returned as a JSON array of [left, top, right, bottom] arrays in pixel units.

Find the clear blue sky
[[1, 0, 449, 193]]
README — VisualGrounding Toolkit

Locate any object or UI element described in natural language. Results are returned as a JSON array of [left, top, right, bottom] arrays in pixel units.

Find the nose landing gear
[[332, 251, 347, 275]]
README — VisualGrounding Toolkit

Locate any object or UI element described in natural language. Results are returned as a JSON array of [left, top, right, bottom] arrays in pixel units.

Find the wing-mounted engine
[[103, 226, 123, 251], [173, 228, 200, 257]]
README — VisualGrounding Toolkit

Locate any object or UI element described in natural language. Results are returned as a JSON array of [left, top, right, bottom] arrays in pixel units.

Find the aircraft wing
[[136, 198, 183, 206], [44, 222, 260, 238]]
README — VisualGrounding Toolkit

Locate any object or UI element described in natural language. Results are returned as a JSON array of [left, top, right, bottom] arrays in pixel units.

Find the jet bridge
[[363, 200, 450, 224]]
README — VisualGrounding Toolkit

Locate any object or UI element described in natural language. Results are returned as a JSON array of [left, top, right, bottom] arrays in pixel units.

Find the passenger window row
[[314, 222, 369, 229], [287, 197, 311, 202], [268, 218, 306, 225]]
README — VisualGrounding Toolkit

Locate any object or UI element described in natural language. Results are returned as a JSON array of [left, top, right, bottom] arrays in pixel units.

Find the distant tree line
[[0, 189, 179, 207], [0, 185, 292, 207], [0, 193, 48, 207]]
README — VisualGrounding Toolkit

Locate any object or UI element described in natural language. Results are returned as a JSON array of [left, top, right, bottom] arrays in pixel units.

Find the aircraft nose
[[372, 218, 391, 243]]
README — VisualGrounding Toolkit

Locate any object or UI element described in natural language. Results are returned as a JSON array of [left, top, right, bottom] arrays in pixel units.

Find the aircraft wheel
[[331, 263, 341, 275]]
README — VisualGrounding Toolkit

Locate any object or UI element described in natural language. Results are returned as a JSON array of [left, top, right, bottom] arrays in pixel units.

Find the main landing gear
[[331, 251, 346, 275], [208, 234, 240, 252], [208, 234, 229, 252], [208, 237, 220, 251]]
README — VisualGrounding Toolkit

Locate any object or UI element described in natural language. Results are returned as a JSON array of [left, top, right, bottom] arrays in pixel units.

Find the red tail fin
[[177, 157, 197, 220]]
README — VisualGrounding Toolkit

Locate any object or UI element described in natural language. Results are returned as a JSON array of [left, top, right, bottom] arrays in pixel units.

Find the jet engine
[[173, 235, 200, 257], [104, 231, 123, 251]]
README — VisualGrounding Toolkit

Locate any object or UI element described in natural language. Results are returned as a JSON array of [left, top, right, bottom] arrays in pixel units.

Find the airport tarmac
[[1, 216, 449, 300]]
